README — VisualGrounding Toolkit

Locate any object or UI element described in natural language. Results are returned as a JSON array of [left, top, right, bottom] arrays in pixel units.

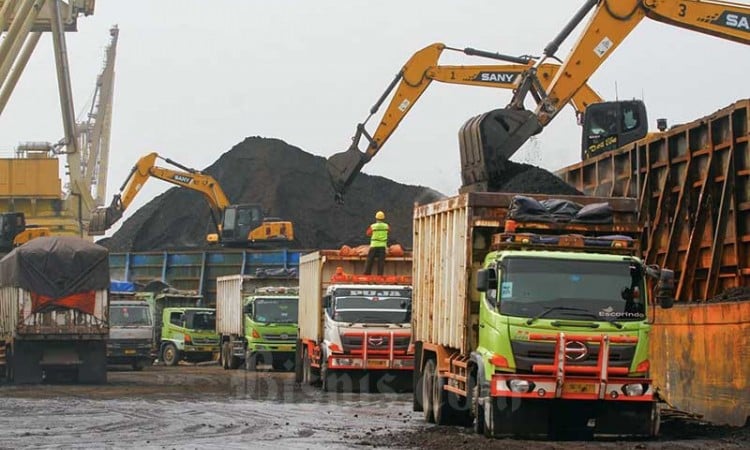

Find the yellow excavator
[[88, 153, 294, 247], [459, 0, 750, 191], [0, 213, 51, 253], [326, 42, 604, 201], [329, 0, 750, 197]]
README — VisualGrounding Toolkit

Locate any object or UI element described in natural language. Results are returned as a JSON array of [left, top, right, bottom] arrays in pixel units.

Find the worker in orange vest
[[364, 211, 389, 275]]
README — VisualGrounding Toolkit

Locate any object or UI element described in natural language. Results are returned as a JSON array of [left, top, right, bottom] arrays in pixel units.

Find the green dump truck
[[216, 275, 299, 371], [139, 289, 219, 366], [412, 193, 675, 438]]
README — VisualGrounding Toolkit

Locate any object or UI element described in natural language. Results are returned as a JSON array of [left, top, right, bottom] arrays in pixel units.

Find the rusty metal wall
[[558, 99, 750, 302], [651, 302, 750, 426]]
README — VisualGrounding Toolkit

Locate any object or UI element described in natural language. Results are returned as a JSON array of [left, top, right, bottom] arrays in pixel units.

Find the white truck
[[216, 274, 299, 371], [295, 250, 413, 392], [0, 237, 110, 383], [108, 293, 154, 371]]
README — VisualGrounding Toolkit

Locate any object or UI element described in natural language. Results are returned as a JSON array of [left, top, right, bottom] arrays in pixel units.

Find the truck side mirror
[[656, 269, 675, 309], [476, 268, 497, 292], [243, 304, 252, 315], [323, 296, 331, 309]]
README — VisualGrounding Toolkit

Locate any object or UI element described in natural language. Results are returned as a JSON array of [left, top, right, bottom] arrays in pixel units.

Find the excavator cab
[[218, 204, 294, 247], [581, 100, 648, 160], [0, 213, 24, 253]]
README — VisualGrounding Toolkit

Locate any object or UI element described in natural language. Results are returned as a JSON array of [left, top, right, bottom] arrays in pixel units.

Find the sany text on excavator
[[326, 43, 603, 202], [461, 0, 750, 191], [88, 153, 294, 247]]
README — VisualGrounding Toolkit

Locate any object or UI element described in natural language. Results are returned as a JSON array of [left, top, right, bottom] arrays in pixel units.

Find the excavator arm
[[326, 42, 603, 201], [490, 0, 750, 167], [88, 152, 231, 235]]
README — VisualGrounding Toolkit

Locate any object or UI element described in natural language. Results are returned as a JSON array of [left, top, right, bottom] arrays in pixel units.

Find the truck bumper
[[247, 342, 296, 355], [327, 354, 414, 371], [106, 347, 152, 364]]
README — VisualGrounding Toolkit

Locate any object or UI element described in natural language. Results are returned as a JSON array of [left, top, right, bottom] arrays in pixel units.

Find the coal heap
[[100, 137, 444, 252], [99, 137, 581, 252]]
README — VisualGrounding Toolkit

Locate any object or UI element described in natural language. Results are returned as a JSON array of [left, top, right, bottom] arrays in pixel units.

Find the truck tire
[[421, 359, 436, 423], [470, 375, 485, 435], [431, 361, 455, 425], [226, 343, 241, 370], [245, 352, 258, 371], [162, 343, 180, 367], [294, 340, 304, 383], [302, 348, 319, 386], [77, 341, 107, 384], [320, 363, 337, 392], [132, 359, 147, 371]]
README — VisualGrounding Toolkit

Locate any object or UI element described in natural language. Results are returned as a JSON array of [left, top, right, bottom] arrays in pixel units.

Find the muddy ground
[[1, 365, 748, 449]]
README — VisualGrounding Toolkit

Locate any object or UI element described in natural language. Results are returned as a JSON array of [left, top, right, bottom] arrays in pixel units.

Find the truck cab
[[320, 283, 413, 385], [108, 296, 154, 371], [242, 287, 299, 371], [159, 307, 220, 366]]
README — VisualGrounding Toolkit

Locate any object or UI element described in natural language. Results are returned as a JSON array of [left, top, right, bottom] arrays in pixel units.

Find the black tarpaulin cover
[[0, 236, 110, 298]]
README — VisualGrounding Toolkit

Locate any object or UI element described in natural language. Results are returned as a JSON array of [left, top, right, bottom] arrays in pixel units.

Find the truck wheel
[[132, 360, 147, 371], [471, 376, 485, 435], [162, 343, 180, 367], [483, 398, 496, 438], [421, 359, 436, 423], [302, 348, 319, 385], [245, 353, 258, 371], [227, 347, 241, 370], [431, 361, 457, 425], [220, 343, 228, 369], [321, 363, 337, 392]]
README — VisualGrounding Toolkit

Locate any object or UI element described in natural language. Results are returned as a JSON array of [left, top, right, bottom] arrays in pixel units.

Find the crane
[[326, 42, 603, 202], [88, 152, 295, 247]]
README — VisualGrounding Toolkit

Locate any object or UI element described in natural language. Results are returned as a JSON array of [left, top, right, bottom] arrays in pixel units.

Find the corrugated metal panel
[[216, 275, 243, 336], [651, 302, 750, 426], [299, 252, 323, 342], [0, 158, 61, 197], [557, 99, 750, 302], [413, 198, 471, 353], [0, 287, 20, 340], [299, 251, 413, 343]]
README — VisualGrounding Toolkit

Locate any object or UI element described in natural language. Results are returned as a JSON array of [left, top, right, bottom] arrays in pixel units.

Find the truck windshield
[[110, 305, 152, 327], [185, 310, 216, 330], [252, 298, 298, 324], [497, 257, 646, 322], [333, 295, 411, 324]]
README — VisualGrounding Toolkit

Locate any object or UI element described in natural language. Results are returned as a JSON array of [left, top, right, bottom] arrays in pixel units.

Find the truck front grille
[[510, 340, 636, 373], [262, 332, 298, 341], [341, 334, 410, 353]]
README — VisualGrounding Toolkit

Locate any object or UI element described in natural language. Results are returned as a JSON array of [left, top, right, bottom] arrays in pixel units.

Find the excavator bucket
[[326, 144, 369, 203], [458, 108, 542, 192], [87, 205, 122, 236]]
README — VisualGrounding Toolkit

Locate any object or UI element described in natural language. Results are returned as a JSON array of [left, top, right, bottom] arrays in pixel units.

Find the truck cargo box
[[216, 274, 299, 336], [298, 250, 413, 343], [412, 192, 639, 354], [0, 236, 109, 338]]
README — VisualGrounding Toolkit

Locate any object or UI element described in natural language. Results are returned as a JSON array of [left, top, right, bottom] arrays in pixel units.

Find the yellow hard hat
[[375, 211, 385, 220]]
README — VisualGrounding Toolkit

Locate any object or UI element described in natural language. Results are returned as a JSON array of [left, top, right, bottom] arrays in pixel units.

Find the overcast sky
[[1, 0, 748, 235]]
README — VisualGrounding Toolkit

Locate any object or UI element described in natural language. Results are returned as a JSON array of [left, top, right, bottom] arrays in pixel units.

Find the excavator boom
[[326, 42, 603, 201], [485, 0, 750, 174], [88, 152, 294, 246]]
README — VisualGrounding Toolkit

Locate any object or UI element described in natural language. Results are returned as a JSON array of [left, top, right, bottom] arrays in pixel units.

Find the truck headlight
[[392, 359, 414, 368], [623, 383, 645, 397], [507, 379, 534, 393]]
